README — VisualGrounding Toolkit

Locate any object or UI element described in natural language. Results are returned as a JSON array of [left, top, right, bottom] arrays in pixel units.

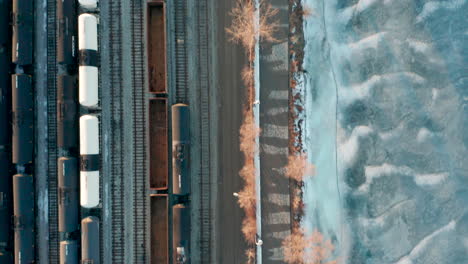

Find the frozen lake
[[301, 0, 468, 263]]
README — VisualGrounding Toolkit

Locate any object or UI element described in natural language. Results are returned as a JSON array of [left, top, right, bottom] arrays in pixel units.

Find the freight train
[[0, 0, 12, 261], [58, 1, 101, 263], [12, 73, 35, 264], [171, 104, 191, 263], [10, 0, 36, 263]]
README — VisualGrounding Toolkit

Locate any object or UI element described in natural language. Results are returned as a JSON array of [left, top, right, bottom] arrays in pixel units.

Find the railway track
[[108, 1, 126, 263], [130, 0, 148, 263], [174, 0, 188, 103], [197, 0, 213, 262], [47, 0, 59, 262]]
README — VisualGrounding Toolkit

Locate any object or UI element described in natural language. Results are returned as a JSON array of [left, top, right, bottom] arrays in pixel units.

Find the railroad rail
[[130, 0, 148, 263], [47, 0, 59, 262], [174, 0, 188, 103], [197, 0, 213, 261], [108, 0, 126, 263]]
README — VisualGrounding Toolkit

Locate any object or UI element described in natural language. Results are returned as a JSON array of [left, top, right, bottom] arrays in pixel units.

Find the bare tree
[[285, 154, 315, 181], [283, 229, 338, 264], [242, 212, 257, 244], [246, 248, 256, 264], [226, 0, 280, 57]]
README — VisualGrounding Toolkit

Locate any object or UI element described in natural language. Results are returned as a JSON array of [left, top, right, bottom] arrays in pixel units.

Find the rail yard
[[1, 0, 215, 263], [2, 0, 299, 263]]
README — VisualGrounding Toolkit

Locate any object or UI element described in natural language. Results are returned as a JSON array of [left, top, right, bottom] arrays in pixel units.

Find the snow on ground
[[301, 0, 468, 262]]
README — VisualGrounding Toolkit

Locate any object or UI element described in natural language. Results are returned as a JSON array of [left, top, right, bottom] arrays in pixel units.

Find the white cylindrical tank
[[79, 66, 99, 107], [80, 114, 99, 208], [79, 0, 98, 10], [80, 115, 99, 155], [80, 171, 99, 208], [78, 14, 98, 107], [78, 14, 97, 51]]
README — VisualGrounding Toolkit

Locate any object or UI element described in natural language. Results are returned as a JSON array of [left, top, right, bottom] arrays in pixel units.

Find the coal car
[[12, 74, 33, 165], [12, 0, 33, 66], [13, 174, 34, 264]]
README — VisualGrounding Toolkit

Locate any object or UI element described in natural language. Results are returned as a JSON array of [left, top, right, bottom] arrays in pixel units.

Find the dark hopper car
[[57, 75, 78, 150], [0, 151, 12, 257], [58, 157, 79, 234], [12, 74, 33, 166], [57, 0, 77, 65], [13, 174, 35, 264], [12, 0, 33, 66], [0, 0, 11, 147]]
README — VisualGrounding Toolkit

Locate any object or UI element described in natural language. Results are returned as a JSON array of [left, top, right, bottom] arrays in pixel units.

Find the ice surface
[[301, 0, 468, 262]]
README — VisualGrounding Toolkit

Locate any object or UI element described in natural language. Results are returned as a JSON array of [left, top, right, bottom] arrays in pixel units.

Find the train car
[[81, 216, 100, 264], [12, 74, 33, 165], [13, 174, 34, 264], [0, 0, 11, 147], [147, 1, 167, 94], [78, 14, 99, 108], [57, 75, 78, 150], [172, 204, 190, 264], [150, 194, 168, 264], [78, 0, 98, 9], [172, 104, 190, 196], [57, 0, 77, 65], [58, 157, 79, 233], [0, 0, 12, 259], [79, 115, 99, 208], [12, 0, 33, 66], [60, 240, 78, 264], [149, 98, 168, 190], [0, 151, 12, 257], [0, 253, 13, 263]]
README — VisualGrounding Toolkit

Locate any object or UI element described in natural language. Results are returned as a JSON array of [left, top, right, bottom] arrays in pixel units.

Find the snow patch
[[414, 172, 448, 186], [360, 163, 449, 191], [407, 39, 431, 54], [338, 126, 373, 167], [267, 107, 288, 116], [263, 42, 289, 72], [268, 90, 288, 100], [355, 0, 379, 12], [416, 0, 466, 23], [379, 122, 405, 141], [349, 32, 387, 52], [262, 124, 289, 139], [394, 220, 457, 264], [416, 127, 433, 142]]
